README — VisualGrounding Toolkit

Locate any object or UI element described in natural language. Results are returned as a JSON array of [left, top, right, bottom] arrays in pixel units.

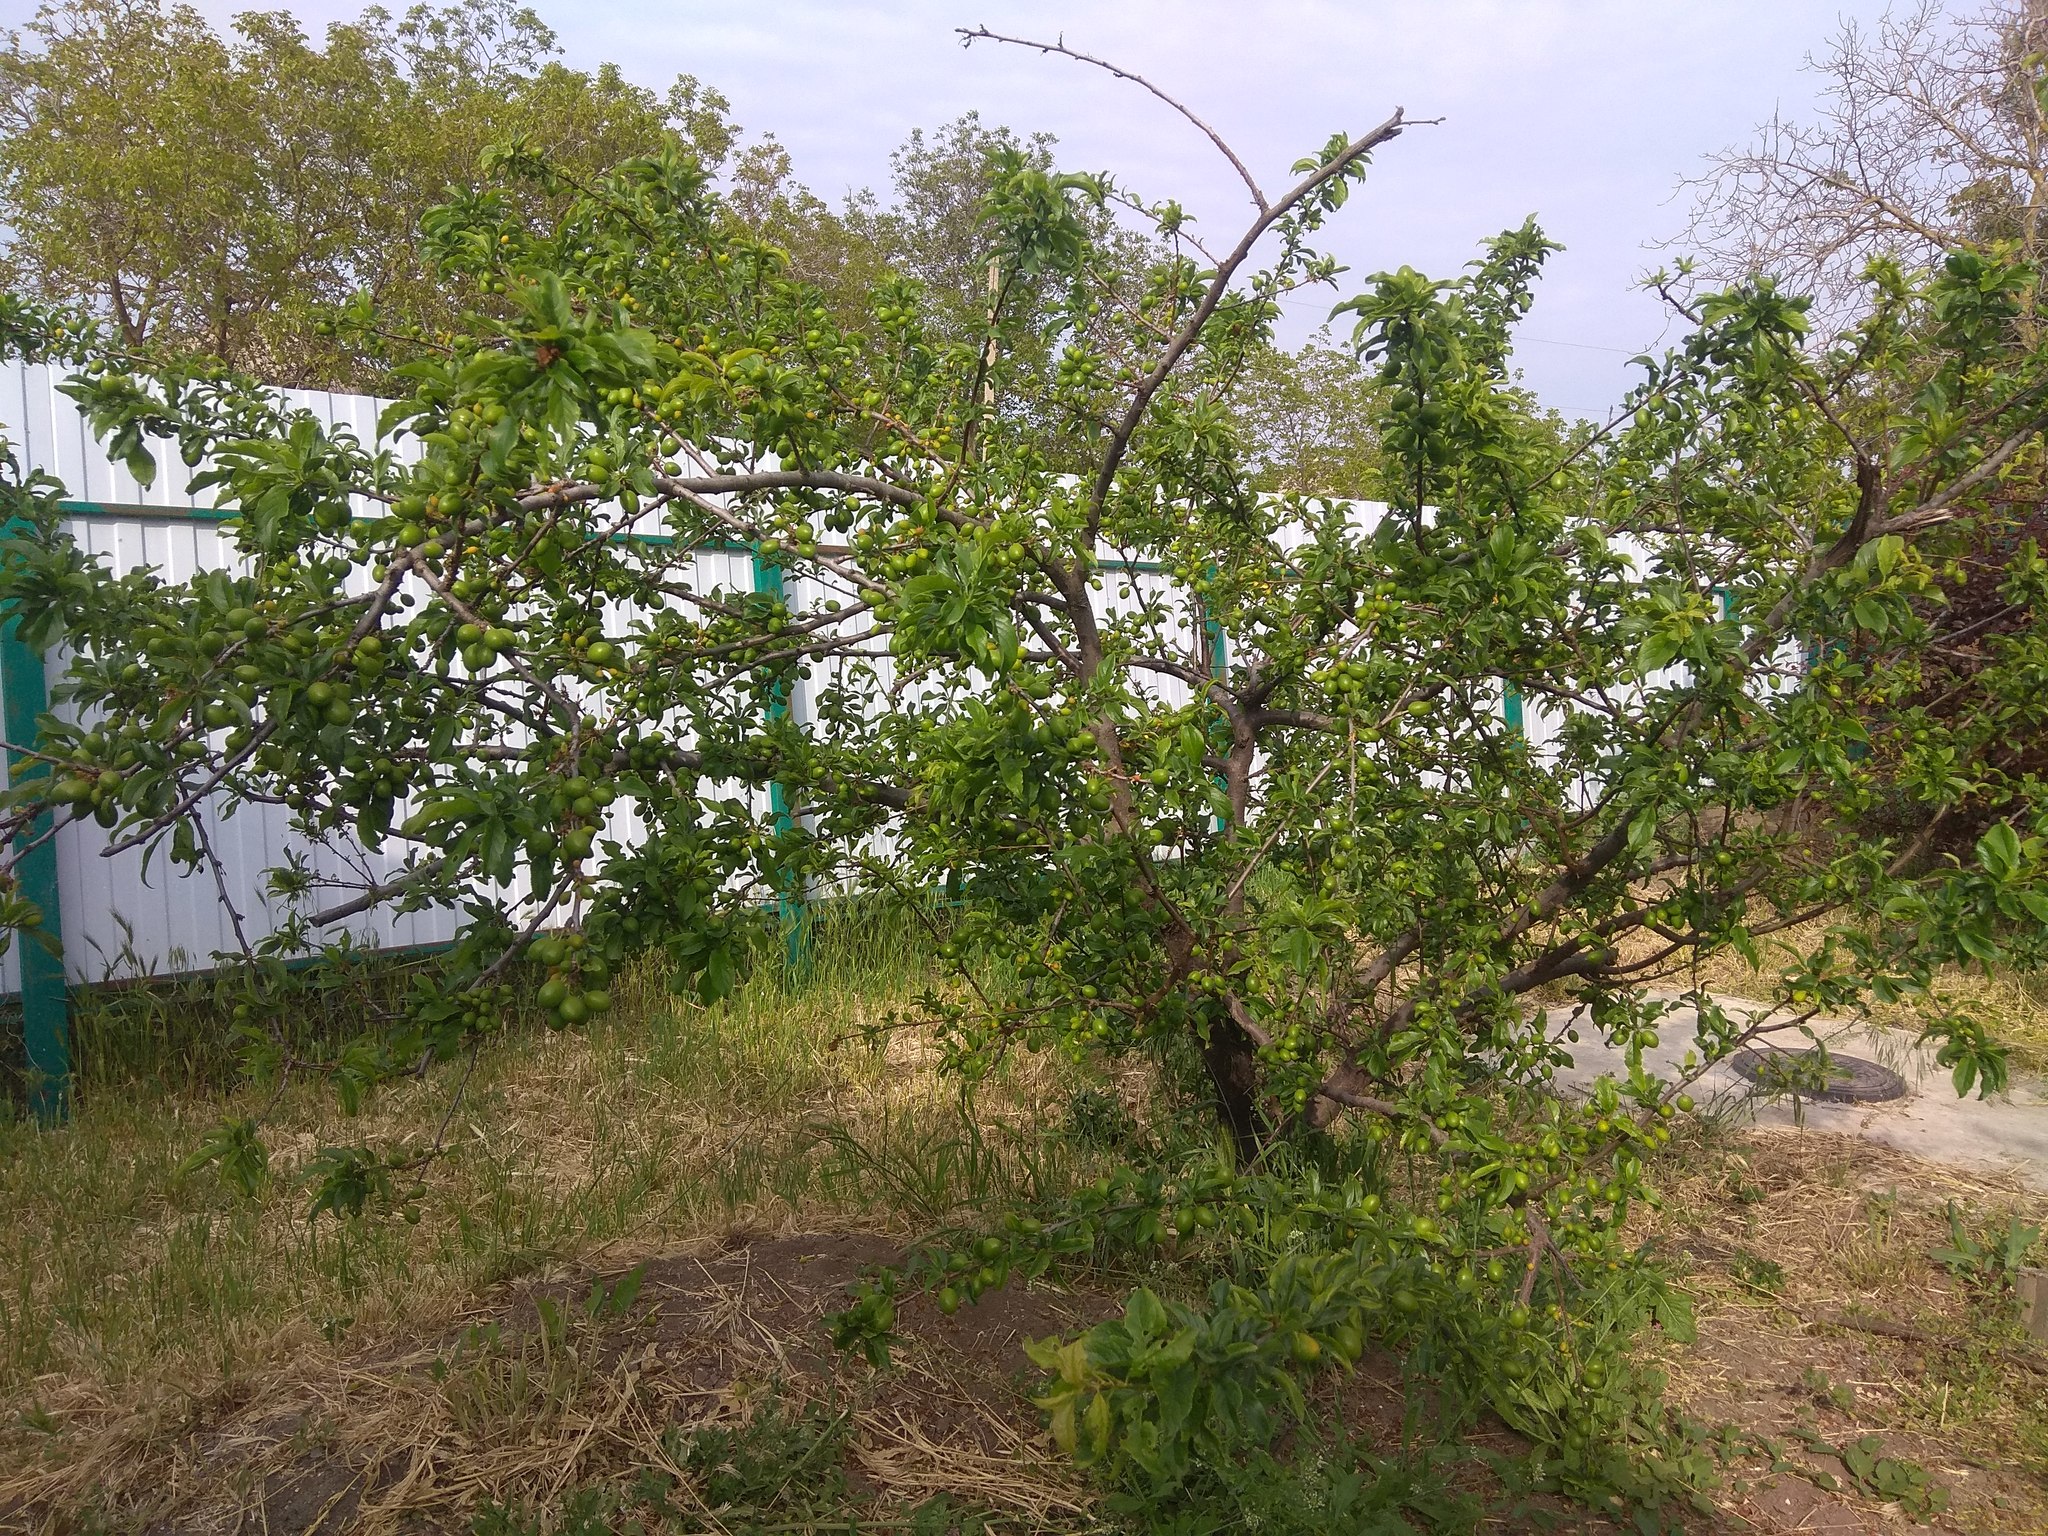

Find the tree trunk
[[1202, 1008, 1266, 1153]]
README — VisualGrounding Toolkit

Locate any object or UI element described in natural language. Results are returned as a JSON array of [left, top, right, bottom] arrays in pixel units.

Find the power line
[[1268, 292, 1647, 355], [1513, 336, 1640, 355]]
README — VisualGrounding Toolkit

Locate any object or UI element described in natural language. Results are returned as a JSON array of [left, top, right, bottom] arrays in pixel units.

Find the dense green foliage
[[3, 51, 2047, 1518], [0, 0, 726, 387]]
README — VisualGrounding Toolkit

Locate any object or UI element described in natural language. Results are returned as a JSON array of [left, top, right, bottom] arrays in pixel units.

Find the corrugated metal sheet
[[0, 363, 466, 982]]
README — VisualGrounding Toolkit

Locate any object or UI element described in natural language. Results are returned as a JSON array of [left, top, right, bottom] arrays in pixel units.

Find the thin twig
[[188, 808, 256, 963], [305, 860, 447, 928], [958, 26, 1269, 212], [1221, 757, 1338, 909]]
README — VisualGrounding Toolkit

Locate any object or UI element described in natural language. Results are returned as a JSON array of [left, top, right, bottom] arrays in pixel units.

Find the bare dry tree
[[1676, 0, 2048, 328]]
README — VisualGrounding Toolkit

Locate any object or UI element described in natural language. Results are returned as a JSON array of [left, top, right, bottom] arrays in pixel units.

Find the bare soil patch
[[1640, 1128, 2048, 1533]]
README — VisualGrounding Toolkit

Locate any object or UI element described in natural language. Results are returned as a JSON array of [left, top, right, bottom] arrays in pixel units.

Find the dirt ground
[[6, 1230, 1108, 1534], [1641, 1128, 2048, 1534], [0, 1228, 1523, 1535], [5, 1128, 2046, 1534]]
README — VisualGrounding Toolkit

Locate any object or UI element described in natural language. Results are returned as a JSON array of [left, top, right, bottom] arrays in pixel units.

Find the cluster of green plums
[[527, 929, 612, 1028], [450, 621, 519, 674], [531, 773, 619, 867], [46, 761, 128, 826]]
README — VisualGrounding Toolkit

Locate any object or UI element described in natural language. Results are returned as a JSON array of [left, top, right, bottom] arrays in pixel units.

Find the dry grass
[[0, 924, 1109, 1532], [1871, 968, 2048, 1077], [29, 1110, 2048, 1534], [1637, 1125, 2048, 1532], [4, 1231, 1099, 1533]]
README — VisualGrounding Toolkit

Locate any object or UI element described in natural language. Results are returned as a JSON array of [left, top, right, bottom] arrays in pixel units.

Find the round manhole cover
[[1729, 1048, 1908, 1104]]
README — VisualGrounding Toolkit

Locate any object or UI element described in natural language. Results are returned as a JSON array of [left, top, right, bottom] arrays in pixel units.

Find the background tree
[[1225, 337, 1387, 498], [0, 0, 727, 389], [2, 2, 1384, 490], [1679, 0, 2048, 854], [1679, 0, 2048, 326]]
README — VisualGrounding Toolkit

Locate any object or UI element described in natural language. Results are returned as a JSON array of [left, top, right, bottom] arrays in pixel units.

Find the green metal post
[[1205, 579, 1230, 831], [1, 525, 68, 1122], [750, 547, 809, 976], [1503, 684, 1525, 738]]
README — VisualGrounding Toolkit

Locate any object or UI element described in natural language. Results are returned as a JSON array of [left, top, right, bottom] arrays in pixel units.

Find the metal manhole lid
[[1729, 1048, 1908, 1104]]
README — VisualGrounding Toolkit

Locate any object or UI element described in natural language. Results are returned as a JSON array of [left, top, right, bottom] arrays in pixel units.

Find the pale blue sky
[[32, 0, 1909, 416]]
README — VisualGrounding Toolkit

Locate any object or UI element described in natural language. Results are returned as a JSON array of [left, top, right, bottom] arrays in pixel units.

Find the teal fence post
[[1503, 683, 1524, 738], [1204, 577, 1230, 831], [0, 529, 69, 1122], [750, 545, 809, 976]]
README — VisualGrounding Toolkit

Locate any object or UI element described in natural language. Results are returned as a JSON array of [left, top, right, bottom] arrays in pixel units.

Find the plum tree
[[3, 32, 2046, 1507]]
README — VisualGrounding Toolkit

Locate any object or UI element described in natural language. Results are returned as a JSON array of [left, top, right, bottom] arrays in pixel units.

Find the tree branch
[[1087, 109, 1416, 530], [519, 469, 922, 514], [958, 26, 1270, 212], [307, 860, 446, 928]]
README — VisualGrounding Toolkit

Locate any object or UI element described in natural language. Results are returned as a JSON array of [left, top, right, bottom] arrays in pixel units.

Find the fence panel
[[0, 359, 1521, 998]]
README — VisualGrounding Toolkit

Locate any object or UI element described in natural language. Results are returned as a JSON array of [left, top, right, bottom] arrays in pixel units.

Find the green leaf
[[699, 943, 736, 1004], [1082, 1390, 1112, 1458], [1626, 806, 1659, 859], [1124, 1287, 1168, 1342], [1154, 1360, 1196, 1440], [177, 1117, 269, 1196], [1653, 1287, 1697, 1344], [1635, 630, 1681, 674], [1977, 822, 2021, 881], [1954, 922, 2000, 963]]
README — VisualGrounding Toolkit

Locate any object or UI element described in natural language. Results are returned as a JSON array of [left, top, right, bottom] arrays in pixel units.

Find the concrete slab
[[1540, 993, 2048, 1191]]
